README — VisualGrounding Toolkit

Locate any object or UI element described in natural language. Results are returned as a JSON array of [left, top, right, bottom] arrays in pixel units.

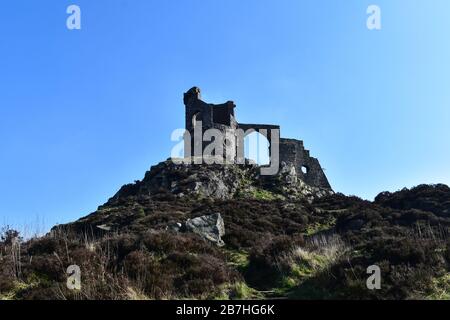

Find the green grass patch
[[235, 186, 285, 200], [0, 281, 33, 300], [224, 249, 250, 271], [229, 282, 264, 300], [305, 217, 336, 236], [426, 273, 450, 300]]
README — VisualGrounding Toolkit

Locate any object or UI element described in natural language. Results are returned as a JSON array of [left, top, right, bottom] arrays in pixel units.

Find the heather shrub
[[245, 235, 304, 289]]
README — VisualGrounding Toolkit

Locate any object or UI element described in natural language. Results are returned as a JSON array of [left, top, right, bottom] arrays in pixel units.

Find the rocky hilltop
[[65, 159, 332, 234], [1, 160, 449, 300], [110, 159, 332, 202]]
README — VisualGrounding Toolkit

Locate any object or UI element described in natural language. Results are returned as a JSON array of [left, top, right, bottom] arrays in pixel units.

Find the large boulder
[[185, 213, 225, 246]]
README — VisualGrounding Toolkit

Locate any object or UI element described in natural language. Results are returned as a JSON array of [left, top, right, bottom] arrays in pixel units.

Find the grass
[[125, 287, 150, 300], [225, 249, 250, 271], [426, 273, 450, 300], [0, 281, 26, 300], [1, 183, 450, 300], [305, 217, 336, 236], [235, 185, 284, 201], [136, 207, 146, 218], [274, 234, 349, 297], [229, 281, 263, 299], [216, 249, 266, 299], [0, 278, 40, 300], [202, 281, 264, 300]]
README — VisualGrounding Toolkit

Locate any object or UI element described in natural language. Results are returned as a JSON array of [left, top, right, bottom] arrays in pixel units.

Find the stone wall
[[279, 138, 331, 189], [182, 87, 332, 191]]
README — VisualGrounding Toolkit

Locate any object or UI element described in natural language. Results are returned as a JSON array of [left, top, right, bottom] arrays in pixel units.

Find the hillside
[[1, 160, 449, 300]]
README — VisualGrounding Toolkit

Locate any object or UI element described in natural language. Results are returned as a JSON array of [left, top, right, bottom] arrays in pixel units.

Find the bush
[[0, 227, 21, 245], [245, 235, 304, 290]]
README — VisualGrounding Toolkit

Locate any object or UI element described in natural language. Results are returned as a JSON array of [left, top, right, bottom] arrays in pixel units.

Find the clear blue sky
[[1, 0, 450, 232]]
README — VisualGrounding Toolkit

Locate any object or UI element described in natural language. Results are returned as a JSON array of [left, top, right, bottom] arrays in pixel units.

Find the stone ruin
[[183, 87, 331, 190]]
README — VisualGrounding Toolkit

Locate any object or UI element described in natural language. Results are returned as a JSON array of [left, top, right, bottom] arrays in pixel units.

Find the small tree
[[0, 226, 22, 245]]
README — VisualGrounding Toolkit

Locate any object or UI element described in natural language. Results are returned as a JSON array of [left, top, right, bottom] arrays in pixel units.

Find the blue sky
[[1, 0, 450, 232]]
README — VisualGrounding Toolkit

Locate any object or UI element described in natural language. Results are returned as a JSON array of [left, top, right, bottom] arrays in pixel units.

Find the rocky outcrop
[[106, 159, 333, 206], [185, 213, 225, 246], [59, 159, 334, 235]]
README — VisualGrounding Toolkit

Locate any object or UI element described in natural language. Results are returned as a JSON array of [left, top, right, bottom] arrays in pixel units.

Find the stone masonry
[[183, 87, 331, 190]]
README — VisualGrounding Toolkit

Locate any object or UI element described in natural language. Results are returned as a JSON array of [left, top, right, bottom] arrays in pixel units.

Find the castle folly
[[182, 87, 331, 190]]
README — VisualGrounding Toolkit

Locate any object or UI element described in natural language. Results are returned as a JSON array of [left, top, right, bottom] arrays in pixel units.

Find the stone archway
[[243, 131, 270, 165]]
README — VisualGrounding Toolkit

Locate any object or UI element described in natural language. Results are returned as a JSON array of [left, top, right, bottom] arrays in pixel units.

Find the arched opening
[[244, 131, 270, 165], [301, 165, 309, 175], [192, 112, 201, 128]]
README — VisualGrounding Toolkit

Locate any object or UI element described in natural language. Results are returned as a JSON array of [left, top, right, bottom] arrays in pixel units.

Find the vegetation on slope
[[1, 183, 449, 300]]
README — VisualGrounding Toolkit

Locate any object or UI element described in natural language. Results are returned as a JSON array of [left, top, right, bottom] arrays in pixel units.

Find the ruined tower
[[183, 87, 331, 190]]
